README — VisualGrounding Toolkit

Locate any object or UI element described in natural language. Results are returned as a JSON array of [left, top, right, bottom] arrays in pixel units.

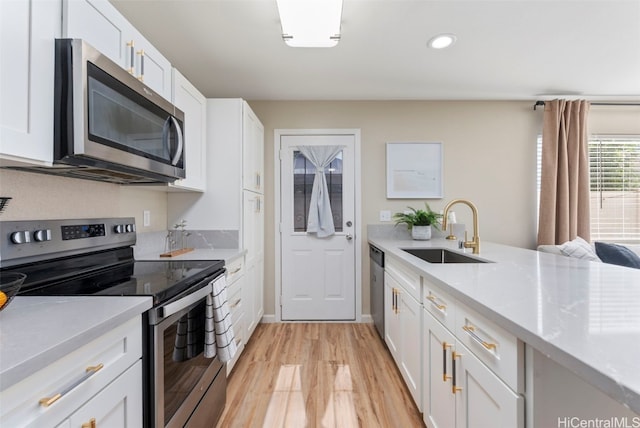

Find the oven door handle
[[161, 281, 212, 319]]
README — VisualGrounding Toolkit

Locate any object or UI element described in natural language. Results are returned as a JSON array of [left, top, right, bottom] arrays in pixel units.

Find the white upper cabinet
[[62, 0, 171, 99], [169, 69, 206, 192], [242, 106, 265, 194], [0, 0, 60, 166]]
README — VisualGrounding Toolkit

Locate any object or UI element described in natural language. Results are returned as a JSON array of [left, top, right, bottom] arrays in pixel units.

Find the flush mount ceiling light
[[276, 0, 343, 48], [428, 34, 457, 49]]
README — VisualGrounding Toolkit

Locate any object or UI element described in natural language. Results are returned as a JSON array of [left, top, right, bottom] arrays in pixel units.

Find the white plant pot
[[412, 225, 432, 240]]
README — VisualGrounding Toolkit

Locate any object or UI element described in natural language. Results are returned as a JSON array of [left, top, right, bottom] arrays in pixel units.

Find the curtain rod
[[533, 100, 640, 110]]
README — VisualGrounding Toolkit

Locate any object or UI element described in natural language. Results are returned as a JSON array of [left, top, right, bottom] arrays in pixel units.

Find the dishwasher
[[369, 244, 385, 340]]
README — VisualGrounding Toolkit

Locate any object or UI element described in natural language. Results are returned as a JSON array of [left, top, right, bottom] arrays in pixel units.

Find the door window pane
[[293, 150, 343, 232]]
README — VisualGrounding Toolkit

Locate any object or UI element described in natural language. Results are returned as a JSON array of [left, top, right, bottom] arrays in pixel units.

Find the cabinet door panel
[[1, 0, 58, 164], [170, 69, 206, 191], [63, 0, 128, 65], [131, 28, 172, 97], [424, 310, 456, 428], [384, 275, 401, 362], [68, 361, 143, 428], [242, 104, 264, 193], [400, 292, 422, 410], [456, 342, 523, 428]]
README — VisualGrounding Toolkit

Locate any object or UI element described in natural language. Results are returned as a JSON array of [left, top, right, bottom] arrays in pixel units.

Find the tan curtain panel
[[537, 99, 591, 246]]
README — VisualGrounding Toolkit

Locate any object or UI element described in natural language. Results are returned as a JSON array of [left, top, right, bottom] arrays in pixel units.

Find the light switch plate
[[380, 210, 391, 222], [143, 210, 151, 227]]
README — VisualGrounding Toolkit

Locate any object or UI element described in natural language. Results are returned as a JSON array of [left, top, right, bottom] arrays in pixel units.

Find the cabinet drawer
[[226, 258, 244, 285], [1, 316, 142, 427], [423, 278, 456, 332], [386, 256, 421, 302], [455, 303, 524, 393], [228, 280, 243, 315]]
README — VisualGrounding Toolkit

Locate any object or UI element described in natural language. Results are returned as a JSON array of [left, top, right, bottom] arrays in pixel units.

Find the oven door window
[[162, 300, 213, 424]]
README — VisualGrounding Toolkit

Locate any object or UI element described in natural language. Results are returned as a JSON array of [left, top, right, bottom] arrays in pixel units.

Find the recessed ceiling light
[[428, 34, 457, 49]]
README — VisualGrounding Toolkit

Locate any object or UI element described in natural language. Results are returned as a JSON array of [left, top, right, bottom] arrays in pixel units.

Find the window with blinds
[[589, 136, 640, 242], [536, 135, 640, 243]]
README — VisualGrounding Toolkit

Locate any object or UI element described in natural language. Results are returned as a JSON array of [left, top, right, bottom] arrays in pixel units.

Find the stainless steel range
[[0, 218, 227, 427]]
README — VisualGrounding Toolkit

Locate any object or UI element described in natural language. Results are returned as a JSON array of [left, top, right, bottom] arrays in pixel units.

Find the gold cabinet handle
[[126, 40, 135, 74], [82, 418, 97, 428], [442, 342, 453, 382], [426, 294, 446, 311], [229, 267, 242, 275], [462, 325, 497, 351], [136, 49, 145, 81], [452, 351, 463, 394], [256, 172, 261, 190], [392, 288, 400, 314], [230, 298, 241, 309], [39, 363, 104, 407]]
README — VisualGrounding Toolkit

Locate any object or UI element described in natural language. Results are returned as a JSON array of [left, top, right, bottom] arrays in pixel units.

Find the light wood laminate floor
[[216, 323, 424, 428]]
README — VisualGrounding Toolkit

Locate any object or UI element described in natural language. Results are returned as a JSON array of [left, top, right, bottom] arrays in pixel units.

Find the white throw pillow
[[558, 236, 601, 262]]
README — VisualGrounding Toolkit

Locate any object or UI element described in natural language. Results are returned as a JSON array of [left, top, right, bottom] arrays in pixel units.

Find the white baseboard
[[260, 314, 277, 323], [259, 314, 373, 323]]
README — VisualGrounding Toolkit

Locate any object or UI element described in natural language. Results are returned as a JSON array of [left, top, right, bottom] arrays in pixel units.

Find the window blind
[[589, 136, 640, 242]]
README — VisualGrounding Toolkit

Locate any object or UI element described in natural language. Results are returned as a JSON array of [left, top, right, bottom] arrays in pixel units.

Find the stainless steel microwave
[[48, 38, 185, 184]]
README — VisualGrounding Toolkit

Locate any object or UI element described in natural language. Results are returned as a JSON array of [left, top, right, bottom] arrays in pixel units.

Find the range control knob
[[114, 224, 125, 234], [33, 229, 52, 242], [10, 231, 31, 244], [125, 224, 135, 233]]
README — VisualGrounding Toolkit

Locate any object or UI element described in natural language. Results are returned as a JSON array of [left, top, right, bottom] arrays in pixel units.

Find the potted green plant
[[393, 203, 442, 240]]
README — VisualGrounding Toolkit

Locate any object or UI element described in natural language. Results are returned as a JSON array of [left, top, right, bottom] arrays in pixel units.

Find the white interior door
[[280, 134, 356, 320]]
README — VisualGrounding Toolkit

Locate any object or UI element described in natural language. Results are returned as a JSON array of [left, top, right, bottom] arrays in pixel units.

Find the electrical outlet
[[143, 210, 151, 227], [380, 210, 392, 222]]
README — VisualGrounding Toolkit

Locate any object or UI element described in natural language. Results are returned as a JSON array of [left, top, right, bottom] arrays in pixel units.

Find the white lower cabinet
[[0, 316, 143, 427], [384, 263, 422, 410], [225, 257, 246, 375], [423, 307, 524, 428], [59, 360, 142, 428]]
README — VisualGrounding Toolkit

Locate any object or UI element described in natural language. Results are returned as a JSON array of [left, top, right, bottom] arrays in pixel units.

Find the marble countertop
[[0, 296, 152, 391], [136, 248, 245, 263], [368, 237, 640, 414]]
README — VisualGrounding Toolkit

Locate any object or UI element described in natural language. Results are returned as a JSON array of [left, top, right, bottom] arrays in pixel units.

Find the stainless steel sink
[[401, 248, 490, 264]]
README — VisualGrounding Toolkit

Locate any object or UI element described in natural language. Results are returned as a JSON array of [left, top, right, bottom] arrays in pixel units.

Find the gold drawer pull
[[39, 363, 104, 407], [426, 294, 446, 311], [230, 298, 242, 309], [39, 393, 62, 407], [462, 325, 497, 351], [229, 267, 242, 275], [82, 418, 97, 428]]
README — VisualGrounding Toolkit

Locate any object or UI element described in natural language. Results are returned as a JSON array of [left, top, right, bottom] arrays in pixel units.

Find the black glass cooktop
[[11, 247, 225, 306]]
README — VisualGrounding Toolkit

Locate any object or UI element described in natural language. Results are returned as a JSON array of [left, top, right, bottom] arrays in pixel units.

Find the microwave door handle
[[170, 116, 184, 166], [162, 117, 172, 160]]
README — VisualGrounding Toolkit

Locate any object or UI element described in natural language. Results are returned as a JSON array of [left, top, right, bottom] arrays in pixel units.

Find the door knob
[[346, 234, 353, 241]]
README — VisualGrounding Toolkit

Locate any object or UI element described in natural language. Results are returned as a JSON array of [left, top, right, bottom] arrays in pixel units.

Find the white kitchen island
[[369, 236, 640, 427]]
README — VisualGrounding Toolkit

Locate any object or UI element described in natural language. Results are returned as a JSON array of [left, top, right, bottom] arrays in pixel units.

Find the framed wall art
[[386, 142, 443, 199]]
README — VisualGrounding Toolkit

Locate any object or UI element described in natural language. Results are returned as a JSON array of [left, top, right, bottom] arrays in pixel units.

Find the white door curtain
[[297, 145, 343, 238]]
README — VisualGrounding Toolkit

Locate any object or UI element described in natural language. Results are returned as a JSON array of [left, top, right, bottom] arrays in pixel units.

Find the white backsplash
[[134, 229, 239, 258]]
